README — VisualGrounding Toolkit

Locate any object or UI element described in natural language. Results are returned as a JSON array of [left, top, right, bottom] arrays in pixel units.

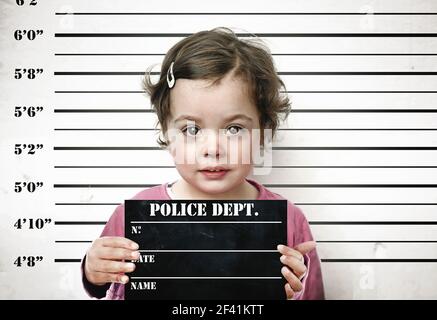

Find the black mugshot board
[[124, 200, 287, 300]]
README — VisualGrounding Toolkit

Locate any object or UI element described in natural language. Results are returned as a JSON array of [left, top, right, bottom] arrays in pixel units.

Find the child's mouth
[[199, 167, 230, 179]]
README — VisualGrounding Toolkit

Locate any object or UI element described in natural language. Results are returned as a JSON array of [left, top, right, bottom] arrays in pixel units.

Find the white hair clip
[[166, 61, 175, 89]]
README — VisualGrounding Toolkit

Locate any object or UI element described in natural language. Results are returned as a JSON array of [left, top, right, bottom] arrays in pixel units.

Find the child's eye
[[226, 125, 243, 136], [182, 125, 200, 136]]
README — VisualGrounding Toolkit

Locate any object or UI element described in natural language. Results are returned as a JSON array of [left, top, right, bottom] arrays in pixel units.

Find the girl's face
[[166, 72, 260, 196]]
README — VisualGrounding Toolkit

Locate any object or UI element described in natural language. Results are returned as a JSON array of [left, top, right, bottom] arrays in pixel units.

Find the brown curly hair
[[142, 26, 291, 148]]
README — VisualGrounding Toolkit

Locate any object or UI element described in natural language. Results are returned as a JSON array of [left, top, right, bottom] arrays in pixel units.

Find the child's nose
[[198, 129, 227, 159]]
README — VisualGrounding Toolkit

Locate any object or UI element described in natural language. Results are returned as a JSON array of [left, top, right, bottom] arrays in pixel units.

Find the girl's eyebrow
[[173, 114, 202, 123], [224, 114, 253, 123], [173, 113, 253, 124]]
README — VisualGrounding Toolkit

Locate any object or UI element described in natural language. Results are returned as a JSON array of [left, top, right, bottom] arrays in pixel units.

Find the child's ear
[[156, 131, 170, 151]]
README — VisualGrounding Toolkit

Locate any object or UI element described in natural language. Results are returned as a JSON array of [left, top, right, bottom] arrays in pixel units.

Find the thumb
[[294, 240, 317, 255]]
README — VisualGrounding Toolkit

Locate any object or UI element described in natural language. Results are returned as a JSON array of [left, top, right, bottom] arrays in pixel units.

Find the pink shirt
[[81, 178, 325, 300]]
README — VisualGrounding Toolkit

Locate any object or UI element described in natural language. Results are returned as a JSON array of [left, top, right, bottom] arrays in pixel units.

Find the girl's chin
[[192, 177, 246, 195], [195, 181, 230, 191]]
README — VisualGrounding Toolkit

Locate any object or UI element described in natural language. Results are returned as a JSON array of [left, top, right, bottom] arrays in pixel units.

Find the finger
[[107, 273, 130, 284], [281, 266, 303, 292], [285, 283, 295, 300], [93, 260, 136, 274], [277, 244, 304, 261], [99, 247, 140, 261], [89, 271, 130, 285], [99, 237, 139, 250], [280, 255, 307, 277], [294, 241, 317, 256]]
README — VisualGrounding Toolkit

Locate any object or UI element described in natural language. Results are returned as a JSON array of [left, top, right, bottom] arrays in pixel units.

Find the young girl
[[81, 27, 325, 300]]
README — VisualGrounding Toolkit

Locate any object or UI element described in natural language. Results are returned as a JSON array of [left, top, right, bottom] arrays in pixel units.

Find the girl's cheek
[[169, 141, 182, 159], [226, 137, 252, 166], [168, 136, 183, 160], [173, 137, 196, 165], [240, 133, 254, 166]]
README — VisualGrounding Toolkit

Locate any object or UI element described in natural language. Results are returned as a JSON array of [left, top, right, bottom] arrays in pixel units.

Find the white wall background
[[1, 0, 437, 299]]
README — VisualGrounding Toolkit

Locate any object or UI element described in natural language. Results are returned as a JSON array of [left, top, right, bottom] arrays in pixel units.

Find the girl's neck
[[170, 178, 259, 200]]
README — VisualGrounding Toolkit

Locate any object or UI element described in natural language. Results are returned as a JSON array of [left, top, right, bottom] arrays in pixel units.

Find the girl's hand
[[277, 241, 317, 299], [84, 236, 140, 286]]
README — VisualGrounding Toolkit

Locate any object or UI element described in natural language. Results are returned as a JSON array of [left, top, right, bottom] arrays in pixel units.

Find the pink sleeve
[[288, 204, 325, 300], [100, 204, 125, 237], [81, 204, 125, 298]]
